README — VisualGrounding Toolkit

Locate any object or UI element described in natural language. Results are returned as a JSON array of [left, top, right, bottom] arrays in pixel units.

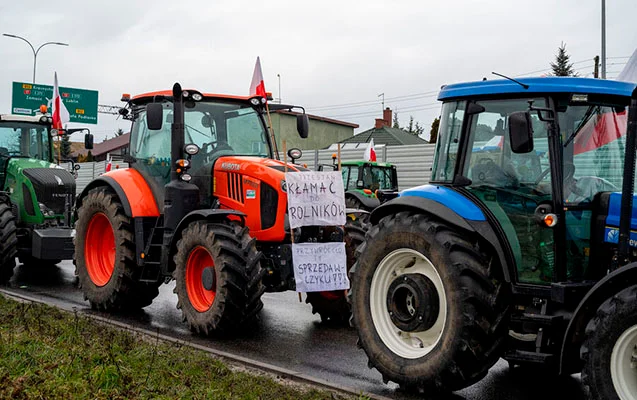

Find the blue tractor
[[349, 76, 637, 399]]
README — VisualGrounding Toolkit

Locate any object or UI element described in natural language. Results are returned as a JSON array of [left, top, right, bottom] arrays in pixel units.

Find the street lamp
[[3, 33, 69, 83]]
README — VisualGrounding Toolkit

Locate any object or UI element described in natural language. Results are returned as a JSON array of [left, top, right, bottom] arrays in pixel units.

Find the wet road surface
[[3, 261, 587, 400]]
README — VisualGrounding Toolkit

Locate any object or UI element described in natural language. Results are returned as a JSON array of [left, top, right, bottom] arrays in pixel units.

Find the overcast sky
[[1, 0, 636, 143]]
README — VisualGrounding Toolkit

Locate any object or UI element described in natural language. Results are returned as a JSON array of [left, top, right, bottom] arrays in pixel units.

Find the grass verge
[[0, 294, 364, 399]]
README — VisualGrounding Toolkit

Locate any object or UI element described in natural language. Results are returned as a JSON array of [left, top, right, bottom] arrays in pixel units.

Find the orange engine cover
[[213, 156, 303, 242]]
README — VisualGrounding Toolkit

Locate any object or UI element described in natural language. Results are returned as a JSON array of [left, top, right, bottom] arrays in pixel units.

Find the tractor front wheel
[[173, 221, 265, 335], [0, 202, 17, 283], [75, 188, 160, 311], [582, 285, 637, 400], [305, 217, 367, 324], [349, 212, 509, 392]]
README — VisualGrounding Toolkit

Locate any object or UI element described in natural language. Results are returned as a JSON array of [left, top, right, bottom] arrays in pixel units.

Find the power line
[[307, 90, 439, 111]]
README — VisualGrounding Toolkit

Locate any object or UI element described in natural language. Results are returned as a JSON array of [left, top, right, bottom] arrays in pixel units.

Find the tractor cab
[[431, 79, 635, 285]]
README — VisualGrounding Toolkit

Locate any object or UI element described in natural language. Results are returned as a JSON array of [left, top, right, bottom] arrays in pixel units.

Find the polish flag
[[364, 139, 377, 162], [249, 56, 267, 101], [105, 153, 112, 172], [52, 72, 70, 130]]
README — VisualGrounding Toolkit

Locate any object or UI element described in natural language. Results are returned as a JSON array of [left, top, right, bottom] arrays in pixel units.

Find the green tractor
[[320, 156, 399, 211], [0, 113, 92, 282], [350, 77, 637, 399]]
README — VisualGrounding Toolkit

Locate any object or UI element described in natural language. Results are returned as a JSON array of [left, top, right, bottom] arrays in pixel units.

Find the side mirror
[[508, 111, 534, 154], [84, 133, 94, 150], [146, 103, 164, 130], [296, 114, 309, 139]]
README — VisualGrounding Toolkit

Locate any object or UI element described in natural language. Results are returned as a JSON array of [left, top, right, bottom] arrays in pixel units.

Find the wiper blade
[[564, 105, 599, 147]]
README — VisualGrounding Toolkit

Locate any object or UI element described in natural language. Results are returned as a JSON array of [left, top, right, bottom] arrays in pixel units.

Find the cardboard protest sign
[[285, 171, 346, 229], [292, 242, 349, 292]]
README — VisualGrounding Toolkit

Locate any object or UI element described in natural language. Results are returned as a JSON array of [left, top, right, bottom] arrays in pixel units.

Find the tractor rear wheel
[[0, 202, 17, 283], [75, 188, 160, 311], [349, 211, 509, 393], [581, 285, 637, 400], [173, 220, 265, 335], [305, 217, 366, 324]]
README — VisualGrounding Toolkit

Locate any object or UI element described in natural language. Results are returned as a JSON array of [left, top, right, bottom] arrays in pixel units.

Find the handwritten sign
[[285, 171, 346, 229], [292, 242, 349, 292]]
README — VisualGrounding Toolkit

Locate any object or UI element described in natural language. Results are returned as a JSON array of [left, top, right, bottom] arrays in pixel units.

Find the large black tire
[[581, 285, 637, 400], [306, 217, 367, 324], [0, 202, 17, 283], [75, 187, 160, 311], [173, 220, 265, 335], [349, 211, 509, 393]]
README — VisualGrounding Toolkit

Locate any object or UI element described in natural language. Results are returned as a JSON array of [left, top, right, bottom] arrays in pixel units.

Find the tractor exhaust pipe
[[616, 87, 637, 267]]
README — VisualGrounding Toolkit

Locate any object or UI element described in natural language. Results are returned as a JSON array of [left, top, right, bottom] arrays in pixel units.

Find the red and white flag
[[52, 72, 70, 130], [249, 56, 267, 101], [105, 153, 112, 172], [364, 139, 377, 162]]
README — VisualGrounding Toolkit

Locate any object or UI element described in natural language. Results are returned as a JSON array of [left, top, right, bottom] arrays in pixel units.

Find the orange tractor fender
[[75, 168, 160, 218]]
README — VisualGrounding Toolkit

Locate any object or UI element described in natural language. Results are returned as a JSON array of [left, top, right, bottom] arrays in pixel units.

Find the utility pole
[[277, 74, 281, 103], [378, 93, 384, 110], [594, 55, 600, 78], [601, 0, 607, 79]]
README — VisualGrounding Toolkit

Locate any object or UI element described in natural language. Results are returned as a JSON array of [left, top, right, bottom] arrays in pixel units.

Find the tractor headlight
[[280, 180, 287, 192], [191, 93, 203, 101], [181, 173, 192, 182], [39, 116, 48, 123], [38, 202, 55, 217]]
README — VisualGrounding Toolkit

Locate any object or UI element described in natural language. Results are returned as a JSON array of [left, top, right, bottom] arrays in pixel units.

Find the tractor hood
[[214, 156, 309, 177], [6, 158, 76, 217]]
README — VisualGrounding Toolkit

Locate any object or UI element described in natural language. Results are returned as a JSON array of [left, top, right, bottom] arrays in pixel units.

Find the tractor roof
[[0, 114, 50, 124], [341, 160, 394, 168], [438, 77, 637, 101], [131, 90, 254, 103]]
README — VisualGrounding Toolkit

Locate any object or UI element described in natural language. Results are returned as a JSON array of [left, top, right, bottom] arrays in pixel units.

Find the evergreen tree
[[87, 150, 94, 162], [392, 111, 400, 128], [429, 117, 440, 144], [115, 128, 125, 136], [550, 42, 577, 76], [61, 134, 71, 159]]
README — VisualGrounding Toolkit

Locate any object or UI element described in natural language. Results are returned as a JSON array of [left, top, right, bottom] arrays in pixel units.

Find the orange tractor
[[74, 83, 364, 332]]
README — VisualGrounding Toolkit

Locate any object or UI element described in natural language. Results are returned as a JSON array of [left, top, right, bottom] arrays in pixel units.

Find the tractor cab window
[[431, 101, 465, 182], [342, 166, 357, 190], [558, 98, 627, 205], [464, 98, 550, 190], [0, 122, 51, 162], [367, 166, 394, 191], [463, 98, 553, 285]]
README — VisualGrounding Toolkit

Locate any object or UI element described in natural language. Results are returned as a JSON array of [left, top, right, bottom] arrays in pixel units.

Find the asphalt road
[[3, 260, 587, 400]]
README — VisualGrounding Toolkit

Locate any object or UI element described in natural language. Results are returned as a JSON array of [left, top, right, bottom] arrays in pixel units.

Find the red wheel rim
[[186, 246, 216, 312], [84, 212, 115, 287]]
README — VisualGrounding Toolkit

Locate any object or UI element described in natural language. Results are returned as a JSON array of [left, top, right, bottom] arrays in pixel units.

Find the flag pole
[[265, 102, 280, 160]]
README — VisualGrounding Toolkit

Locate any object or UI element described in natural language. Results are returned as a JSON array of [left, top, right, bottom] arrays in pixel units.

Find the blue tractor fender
[[370, 184, 514, 282], [559, 262, 637, 375]]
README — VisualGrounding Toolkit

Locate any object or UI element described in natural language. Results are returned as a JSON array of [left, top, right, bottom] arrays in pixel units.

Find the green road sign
[[11, 81, 99, 124]]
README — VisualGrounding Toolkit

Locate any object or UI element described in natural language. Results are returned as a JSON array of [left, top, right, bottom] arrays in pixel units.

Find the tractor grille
[[227, 172, 244, 203], [23, 168, 75, 215], [260, 182, 278, 229]]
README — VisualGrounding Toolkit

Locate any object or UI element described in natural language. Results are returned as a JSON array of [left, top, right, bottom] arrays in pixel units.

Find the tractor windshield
[[130, 100, 270, 185], [0, 122, 51, 162]]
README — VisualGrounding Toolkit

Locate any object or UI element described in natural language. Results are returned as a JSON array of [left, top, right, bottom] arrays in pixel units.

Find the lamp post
[[3, 33, 69, 83], [277, 73, 281, 103]]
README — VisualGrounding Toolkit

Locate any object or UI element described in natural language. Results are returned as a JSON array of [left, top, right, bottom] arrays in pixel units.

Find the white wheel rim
[[370, 248, 447, 359], [611, 324, 637, 400]]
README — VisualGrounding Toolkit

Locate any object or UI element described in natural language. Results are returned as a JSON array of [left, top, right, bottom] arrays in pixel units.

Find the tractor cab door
[[462, 98, 556, 285]]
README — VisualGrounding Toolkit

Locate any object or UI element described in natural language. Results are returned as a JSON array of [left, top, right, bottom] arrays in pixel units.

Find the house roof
[[339, 126, 428, 146], [93, 133, 130, 156], [274, 110, 359, 128]]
